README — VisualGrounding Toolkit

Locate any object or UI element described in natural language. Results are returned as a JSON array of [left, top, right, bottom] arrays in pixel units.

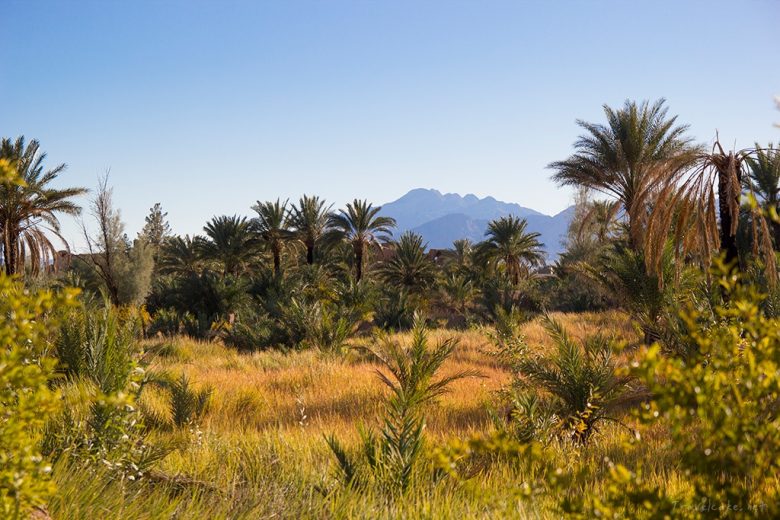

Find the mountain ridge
[[379, 189, 573, 261]]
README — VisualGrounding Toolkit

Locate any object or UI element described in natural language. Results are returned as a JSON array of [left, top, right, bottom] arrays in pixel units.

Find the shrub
[[222, 312, 273, 351], [149, 373, 212, 429], [629, 263, 780, 517], [147, 307, 190, 336], [0, 272, 76, 517]]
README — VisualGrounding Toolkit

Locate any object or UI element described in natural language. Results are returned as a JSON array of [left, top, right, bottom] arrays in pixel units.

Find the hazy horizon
[[2, 0, 779, 249]]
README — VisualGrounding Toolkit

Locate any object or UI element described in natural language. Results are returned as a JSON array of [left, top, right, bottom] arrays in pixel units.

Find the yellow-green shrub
[[0, 273, 76, 517]]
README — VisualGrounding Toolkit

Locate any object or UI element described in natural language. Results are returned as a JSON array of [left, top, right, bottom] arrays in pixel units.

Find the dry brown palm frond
[[644, 139, 777, 288]]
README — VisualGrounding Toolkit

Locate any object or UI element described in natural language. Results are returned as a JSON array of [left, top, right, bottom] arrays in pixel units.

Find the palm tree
[[513, 315, 645, 445], [475, 216, 544, 286], [744, 143, 780, 248], [379, 231, 436, 293], [645, 141, 777, 284], [288, 195, 332, 265], [577, 199, 622, 244], [327, 199, 396, 281], [199, 215, 261, 276], [158, 235, 204, 276], [549, 99, 699, 249], [0, 136, 87, 275], [448, 238, 473, 270], [583, 242, 695, 345], [252, 198, 293, 276], [326, 316, 476, 491], [439, 272, 476, 320]]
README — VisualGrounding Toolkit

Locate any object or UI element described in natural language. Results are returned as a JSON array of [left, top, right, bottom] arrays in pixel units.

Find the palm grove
[[2, 98, 780, 518]]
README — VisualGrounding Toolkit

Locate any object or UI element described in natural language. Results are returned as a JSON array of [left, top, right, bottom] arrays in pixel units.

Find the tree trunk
[[108, 285, 120, 306], [717, 163, 741, 268], [272, 243, 281, 276], [306, 243, 314, 265], [626, 213, 645, 254], [773, 208, 780, 252], [354, 242, 363, 282], [4, 232, 16, 275]]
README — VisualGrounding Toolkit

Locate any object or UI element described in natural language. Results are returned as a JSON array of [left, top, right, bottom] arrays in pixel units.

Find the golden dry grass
[[54, 310, 692, 519], [141, 310, 637, 439]]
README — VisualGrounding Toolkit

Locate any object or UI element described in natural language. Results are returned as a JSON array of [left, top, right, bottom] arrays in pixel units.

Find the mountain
[[379, 189, 574, 261]]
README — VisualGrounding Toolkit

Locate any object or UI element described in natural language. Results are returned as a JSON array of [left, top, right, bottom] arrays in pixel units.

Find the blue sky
[[2, 0, 779, 247]]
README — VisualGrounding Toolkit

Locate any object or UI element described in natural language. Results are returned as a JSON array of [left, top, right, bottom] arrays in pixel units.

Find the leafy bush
[[488, 305, 528, 366], [222, 312, 273, 351], [301, 304, 355, 354], [0, 273, 76, 517], [146, 307, 197, 337], [334, 279, 377, 325], [628, 264, 780, 517]]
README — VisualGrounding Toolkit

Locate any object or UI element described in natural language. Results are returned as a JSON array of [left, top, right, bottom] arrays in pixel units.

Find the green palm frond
[[200, 215, 262, 276], [288, 194, 332, 265], [252, 198, 293, 276], [549, 99, 699, 248], [0, 136, 87, 275], [379, 231, 436, 292], [326, 199, 396, 281], [474, 215, 544, 285], [511, 314, 643, 444]]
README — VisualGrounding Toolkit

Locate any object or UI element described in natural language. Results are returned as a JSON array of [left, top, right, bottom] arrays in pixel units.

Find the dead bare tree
[[80, 172, 124, 305]]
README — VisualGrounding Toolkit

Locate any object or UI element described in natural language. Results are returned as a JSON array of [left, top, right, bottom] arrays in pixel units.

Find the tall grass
[[46, 311, 697, 518]]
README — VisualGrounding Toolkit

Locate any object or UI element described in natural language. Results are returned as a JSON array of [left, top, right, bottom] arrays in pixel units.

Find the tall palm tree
[[199, 215, 261, 277], [549, 99, 699, 250], [379, 231, 436, 293], [252, 198, 293, 276], [0, 136, 86, 275], [158, 235, 204, 276], [744, 143, 780, 248], [645, 141, 777, 284], [327, 199, 396, 281], [288, 195, 332, 265], [475, 216, 544, 286]]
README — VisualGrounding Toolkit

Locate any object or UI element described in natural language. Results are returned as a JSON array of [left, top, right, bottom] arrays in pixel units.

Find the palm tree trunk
[[354, 242, 364, 282], [306, 243, 314, 265], [4, 242, 15, 276], [717, 166, 741, 268], [4, 228, 17, 275], [626, 215, 642, 253], [272, 243, 281, 276]]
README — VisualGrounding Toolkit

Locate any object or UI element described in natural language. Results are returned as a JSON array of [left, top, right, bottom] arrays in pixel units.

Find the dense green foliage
[[1, 100, 779, 517]]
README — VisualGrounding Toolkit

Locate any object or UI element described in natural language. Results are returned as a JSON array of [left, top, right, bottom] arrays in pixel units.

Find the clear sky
[[2, 0, 779, 247]]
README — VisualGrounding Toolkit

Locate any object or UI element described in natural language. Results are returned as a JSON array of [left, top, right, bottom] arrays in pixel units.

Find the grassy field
[[44, 310, 692, 519]]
